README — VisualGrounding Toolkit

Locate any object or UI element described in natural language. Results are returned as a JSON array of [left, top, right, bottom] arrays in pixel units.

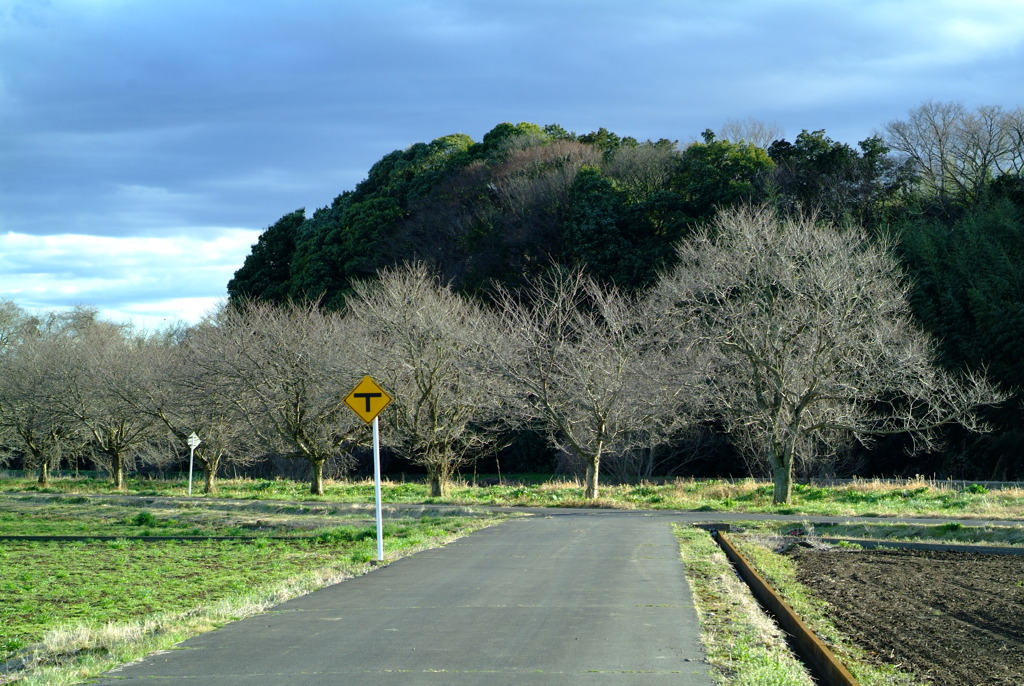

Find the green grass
[[674, 525, 815, 685], [0, 538, 326, 657], [0, 518, 488, 661], [0, 505, 214, 538], [2, 473, 1021, 684], [806, 520, 1024, 547], [737, 518, 1024, 548], [0, 499, 502, 684], [3, 474, 1022, 519]]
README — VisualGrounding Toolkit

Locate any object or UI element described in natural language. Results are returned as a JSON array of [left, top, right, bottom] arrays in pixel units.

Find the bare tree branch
[[645, 205, 1006, 503], [494, 269, 689, 499], [346, 263, 508, 496], [187, 301, 362, 495]]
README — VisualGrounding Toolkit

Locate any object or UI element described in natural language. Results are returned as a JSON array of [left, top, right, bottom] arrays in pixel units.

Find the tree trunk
[[112, 453, 125, 491], [770, 439, 795, 505], [429, 472, 446, 498], [426, 451, 452, 498], [203, 458, 218, 494], [309, 459, 325, 496], [771, 460, 792, 505], [37, 460, 49, 487], [584, 454, 601, 500]]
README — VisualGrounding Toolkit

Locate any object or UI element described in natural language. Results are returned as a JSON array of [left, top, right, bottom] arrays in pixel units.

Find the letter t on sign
[[353, 392, 382, 414]]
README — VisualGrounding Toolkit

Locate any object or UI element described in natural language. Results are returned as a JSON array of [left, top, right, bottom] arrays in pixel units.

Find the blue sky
[[2, 0, 1023, 329]]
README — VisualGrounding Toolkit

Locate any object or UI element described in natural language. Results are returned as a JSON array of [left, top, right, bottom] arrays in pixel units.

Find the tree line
[[0, 205, 1005, 504], [227, 101, 1024, 480]]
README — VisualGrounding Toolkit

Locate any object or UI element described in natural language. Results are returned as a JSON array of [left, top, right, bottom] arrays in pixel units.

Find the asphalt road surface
[[94, 511, 714, 685]]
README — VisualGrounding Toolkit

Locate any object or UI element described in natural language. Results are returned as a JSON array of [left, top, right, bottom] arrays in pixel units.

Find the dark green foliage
[[275, 133, 477, 308], [675, 131, 774, 220], [131, 510, 159, 527], [896, 194, 1024, 477], [478, 121, 546, 156], [564, 166, 686, 290], [226, 209, 305, 304], [990, 174, 1024, 208], [228, 122, 699, 309], [291, 196, 407, 309], [898, 198, 1024, 385], [564, 167, 625, 280], [578, 127, 639, 154], [767, 130, 914, 228], [286, 193, 353, 305], [225, 117, 1022, 479]]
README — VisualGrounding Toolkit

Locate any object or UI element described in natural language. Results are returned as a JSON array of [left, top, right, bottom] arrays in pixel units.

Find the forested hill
[[227, 120, 907, 305], [229, 104, 1024, 478]]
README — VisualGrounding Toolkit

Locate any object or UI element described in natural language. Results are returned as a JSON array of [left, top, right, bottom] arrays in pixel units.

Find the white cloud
[[0, 228, 260, 329], [2, 0, 1022, 334], [849, 1, 1024, 66]]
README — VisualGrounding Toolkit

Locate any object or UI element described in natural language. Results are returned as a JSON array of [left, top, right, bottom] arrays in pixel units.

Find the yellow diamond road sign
[[345, 375, 392, 423]]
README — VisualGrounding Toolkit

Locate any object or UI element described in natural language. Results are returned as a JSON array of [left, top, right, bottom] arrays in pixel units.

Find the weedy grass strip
[[674, 525, 815, 686], [714, 531, 860, 686], [729, 535, 921, 686], [3, 475, 1024, 519]]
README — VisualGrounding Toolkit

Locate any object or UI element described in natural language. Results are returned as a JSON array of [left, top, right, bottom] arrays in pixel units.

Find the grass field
[[1, 473, 1021, 685], [2, 472, 1022, 518], [0, 491, 502, 685], [673, 525, 817, 685]]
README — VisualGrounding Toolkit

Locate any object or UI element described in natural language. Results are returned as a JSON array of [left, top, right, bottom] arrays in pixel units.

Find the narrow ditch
[[707, 527, 861, 686]]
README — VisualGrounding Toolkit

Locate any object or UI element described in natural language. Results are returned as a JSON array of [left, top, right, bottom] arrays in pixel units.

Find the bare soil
[[787, 547, 1024, 685]]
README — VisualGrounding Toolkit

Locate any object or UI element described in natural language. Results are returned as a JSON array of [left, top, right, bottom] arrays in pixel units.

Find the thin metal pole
[[188, 446, 195, 496], [373, 416, 384, 561]]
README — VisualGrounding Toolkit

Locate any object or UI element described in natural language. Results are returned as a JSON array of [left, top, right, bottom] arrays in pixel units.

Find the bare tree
[[0, 300, 30, 354], [884, 101, 1024, 205], [346, 264, 508, 497], [884, 100, 966, 204], [488, 139, 602, 229], [41, 309, 160, 490], [602, 141, 680, 202], [135, 329, 258, 494], [646, 205, 1004, 504], [717, 116, 785, 149], [495, 270, 685, 499], [188, 302, 361, 495], [998, 106, 1024, 176], [0, 315, 84, 485], [948, 105, 1018, 200]]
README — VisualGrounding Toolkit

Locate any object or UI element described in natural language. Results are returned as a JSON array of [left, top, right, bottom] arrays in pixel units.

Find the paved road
[[94, 511, 714, 685]]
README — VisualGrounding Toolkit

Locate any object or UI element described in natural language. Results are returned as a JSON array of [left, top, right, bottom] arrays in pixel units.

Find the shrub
[[131, 511, 159, 528]]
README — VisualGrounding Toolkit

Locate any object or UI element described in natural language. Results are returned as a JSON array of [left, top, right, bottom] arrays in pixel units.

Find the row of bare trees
[[0, 208, 1004, 503], [884, 101, 1024, 206]]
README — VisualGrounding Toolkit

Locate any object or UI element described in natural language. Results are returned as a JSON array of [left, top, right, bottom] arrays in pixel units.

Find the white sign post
[[372, 416, 383, 561], [344, 376, 392, 561], [187, 432, 201, 496]]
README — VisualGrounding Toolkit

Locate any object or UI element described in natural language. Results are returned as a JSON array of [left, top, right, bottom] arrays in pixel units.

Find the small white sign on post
[[187, 432, 201, 496]]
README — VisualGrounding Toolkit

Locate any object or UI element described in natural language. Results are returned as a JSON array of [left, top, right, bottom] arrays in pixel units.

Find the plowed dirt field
[[788, 547, 1024, 685]]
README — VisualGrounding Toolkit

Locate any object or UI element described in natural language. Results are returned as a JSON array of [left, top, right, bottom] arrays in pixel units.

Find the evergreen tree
[[227, 209, 304, 305]]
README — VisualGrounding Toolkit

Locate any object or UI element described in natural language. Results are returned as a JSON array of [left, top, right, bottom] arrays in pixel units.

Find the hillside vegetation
[[1, 103, 1021, 500], [227, 104, 1024, 481]]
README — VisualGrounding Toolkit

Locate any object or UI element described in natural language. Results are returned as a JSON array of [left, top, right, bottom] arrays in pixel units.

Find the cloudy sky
[[2, 0, 1022, 330]]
